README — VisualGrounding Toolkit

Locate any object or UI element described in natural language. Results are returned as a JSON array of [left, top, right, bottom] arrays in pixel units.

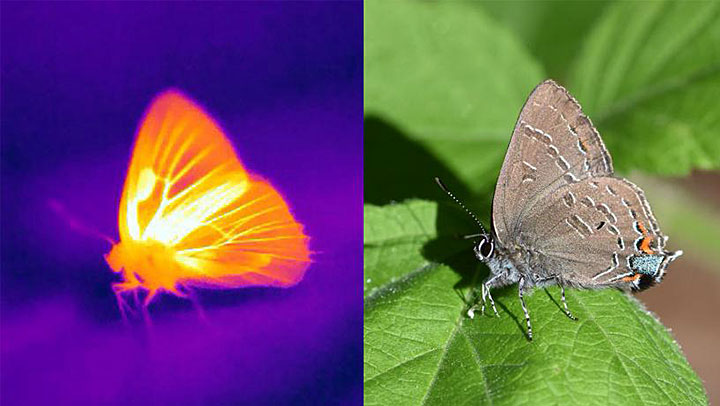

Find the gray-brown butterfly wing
[[518, 176, 678, 289], [492, 80, 613, 246]]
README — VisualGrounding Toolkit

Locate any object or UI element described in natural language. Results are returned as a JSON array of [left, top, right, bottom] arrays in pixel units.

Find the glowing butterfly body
[[105, 91, 310, 304]]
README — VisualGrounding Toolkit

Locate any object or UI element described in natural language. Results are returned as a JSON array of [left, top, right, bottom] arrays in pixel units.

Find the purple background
[[1, 3, 362, 405]]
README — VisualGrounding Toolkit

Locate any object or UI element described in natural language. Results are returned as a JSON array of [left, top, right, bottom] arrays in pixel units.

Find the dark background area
[[637, 173, 720, 402], [1, 3, 362, 405]]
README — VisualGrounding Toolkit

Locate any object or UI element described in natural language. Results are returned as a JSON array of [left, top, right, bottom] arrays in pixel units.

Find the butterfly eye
[[474, 237, 494, 260]]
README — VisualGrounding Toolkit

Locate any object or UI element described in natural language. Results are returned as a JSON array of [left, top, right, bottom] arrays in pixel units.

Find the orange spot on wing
[[636, 222, 655, 254], [622, 274, 641, 282], [579, 138, 590, 152]]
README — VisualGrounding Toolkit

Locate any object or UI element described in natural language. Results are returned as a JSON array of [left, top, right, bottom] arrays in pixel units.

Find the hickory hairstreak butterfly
[[437, 80, 682, 340]]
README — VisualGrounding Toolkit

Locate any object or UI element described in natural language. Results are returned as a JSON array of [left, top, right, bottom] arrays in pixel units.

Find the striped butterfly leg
[[518, 276, 533, 341], [536, 275, 577, 321], [481, 280, 500, 317], [467, 274, 501, 319], [559, 284, 577, 321]]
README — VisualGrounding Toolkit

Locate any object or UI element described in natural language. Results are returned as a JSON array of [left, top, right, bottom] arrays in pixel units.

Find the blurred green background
[[365, 0, 719, 403]]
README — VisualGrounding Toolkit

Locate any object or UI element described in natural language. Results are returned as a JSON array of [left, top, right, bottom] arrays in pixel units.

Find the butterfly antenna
[[434, 177, 488, 236], [48, 199, 116, 245]]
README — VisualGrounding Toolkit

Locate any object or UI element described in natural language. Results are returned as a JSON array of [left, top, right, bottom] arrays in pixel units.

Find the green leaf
[[364, 0, 544, 198], [569, 1, 720, 175], [364, 200, 708, 405], [479, 1, 611, 81]]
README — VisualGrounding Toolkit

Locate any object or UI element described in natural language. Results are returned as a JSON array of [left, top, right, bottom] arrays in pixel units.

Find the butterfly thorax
[[481, 243, 521, 286], [483, 242, 559, 289], [105, 239, 185, 293]]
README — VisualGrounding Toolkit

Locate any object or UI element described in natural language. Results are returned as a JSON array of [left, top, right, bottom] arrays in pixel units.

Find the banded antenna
[[434, 177, 488, 236]]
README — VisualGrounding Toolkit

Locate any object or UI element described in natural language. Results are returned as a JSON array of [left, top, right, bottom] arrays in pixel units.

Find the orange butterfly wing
[[108, 90, 310, 296]]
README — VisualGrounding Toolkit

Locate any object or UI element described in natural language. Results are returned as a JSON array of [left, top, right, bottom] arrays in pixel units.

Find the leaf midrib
[[594, 63, 720, 124], [459, 327, 496, 406], [419, 315, 466, 406], [571, 293, 675, 405]]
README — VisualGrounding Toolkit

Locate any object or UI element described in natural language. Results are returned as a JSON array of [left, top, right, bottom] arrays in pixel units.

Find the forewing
[[118, 90, 310, 288], [520, 177, 676, 289], [118, 90, 246, 242], [492, 80, 613, 246]]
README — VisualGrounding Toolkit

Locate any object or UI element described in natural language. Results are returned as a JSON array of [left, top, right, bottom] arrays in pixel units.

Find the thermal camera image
[[1, 3, 361, 405]]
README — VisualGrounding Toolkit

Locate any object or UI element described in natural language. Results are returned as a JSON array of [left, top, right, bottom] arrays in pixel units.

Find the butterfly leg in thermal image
[[113, 282, 210, 329], [112, 282, 133, 324], [111, 277, 158, 327]]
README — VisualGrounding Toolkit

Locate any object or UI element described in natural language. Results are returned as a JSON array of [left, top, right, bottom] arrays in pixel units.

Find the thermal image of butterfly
[[104, 90, 311, 310]]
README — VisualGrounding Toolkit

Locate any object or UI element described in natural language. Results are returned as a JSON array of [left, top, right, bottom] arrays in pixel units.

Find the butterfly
[[437, 80, 681, 340], [105, 90, 311, 310]]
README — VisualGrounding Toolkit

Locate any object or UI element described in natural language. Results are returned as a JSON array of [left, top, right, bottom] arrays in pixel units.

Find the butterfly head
[[434, 177, 494, 262], [105, 242, 125, 274], [473, 234, 494, 262]]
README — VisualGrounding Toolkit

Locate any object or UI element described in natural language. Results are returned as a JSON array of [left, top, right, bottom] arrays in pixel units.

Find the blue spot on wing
[[629, 255, 664, 276]]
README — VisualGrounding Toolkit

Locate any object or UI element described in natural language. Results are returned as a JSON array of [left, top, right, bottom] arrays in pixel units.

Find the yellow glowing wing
[[116, 90, 310, 290]]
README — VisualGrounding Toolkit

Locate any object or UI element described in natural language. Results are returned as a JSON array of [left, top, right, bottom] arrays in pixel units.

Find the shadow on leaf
[[364, 115, 501, 298], [364, 115, 472, 205]]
